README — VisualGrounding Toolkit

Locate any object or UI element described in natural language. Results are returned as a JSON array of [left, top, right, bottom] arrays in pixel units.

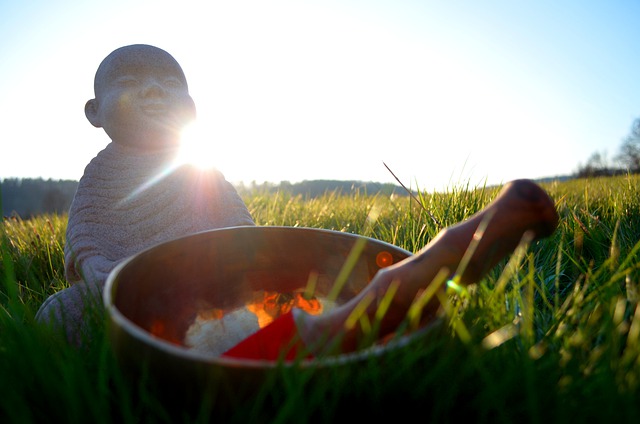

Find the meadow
[[2, 175, 640, 423]]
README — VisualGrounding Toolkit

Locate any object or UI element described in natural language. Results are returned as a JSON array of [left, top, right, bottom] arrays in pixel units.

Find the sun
[[174, 122, 218, 170]]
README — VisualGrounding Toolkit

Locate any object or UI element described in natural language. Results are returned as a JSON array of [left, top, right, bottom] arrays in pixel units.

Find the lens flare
[[375, 251, 394, 268], [175, 122, 216, 169]]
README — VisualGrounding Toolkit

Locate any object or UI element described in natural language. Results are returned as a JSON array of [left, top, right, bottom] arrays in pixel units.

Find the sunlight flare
[[175, 121, 217, 170]]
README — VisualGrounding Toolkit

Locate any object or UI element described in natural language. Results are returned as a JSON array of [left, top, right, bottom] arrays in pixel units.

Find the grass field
[[2, 175, 640, 423]]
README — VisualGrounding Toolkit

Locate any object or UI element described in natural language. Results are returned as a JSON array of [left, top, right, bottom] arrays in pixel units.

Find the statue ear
[[84, 99, 102, 128]]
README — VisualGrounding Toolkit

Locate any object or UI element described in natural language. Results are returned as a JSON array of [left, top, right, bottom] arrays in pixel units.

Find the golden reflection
[[246, 290, 325, 328]]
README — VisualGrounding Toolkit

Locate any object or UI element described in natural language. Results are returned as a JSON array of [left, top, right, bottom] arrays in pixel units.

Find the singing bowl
[[104, 226, 413, 401]]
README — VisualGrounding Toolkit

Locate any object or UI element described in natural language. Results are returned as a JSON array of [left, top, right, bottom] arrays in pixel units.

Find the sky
[[1, 0, 639, 192]]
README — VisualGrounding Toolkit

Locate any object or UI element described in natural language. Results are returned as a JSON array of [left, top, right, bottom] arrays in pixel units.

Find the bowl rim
[[103, 225, 418, 369]]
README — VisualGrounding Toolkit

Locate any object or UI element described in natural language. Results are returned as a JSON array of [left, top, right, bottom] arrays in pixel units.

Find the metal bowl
[[104, 226, 412, 402]]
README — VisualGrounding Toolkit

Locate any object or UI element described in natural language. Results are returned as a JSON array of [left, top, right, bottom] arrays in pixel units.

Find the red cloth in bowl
[[222, 311, 313, 361]]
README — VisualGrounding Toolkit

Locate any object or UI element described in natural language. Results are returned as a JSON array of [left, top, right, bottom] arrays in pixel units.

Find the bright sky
[[1, 0, 639, 192]]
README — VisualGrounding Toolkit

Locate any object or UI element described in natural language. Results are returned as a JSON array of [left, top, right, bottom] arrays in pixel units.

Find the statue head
[[85, 44, 196, 149]]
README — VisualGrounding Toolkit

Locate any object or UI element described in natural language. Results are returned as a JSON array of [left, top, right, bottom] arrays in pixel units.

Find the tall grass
[[2, 175, 640, 422]]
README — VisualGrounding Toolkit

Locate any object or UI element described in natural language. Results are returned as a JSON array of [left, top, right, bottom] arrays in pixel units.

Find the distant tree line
[[1, 178, 78, 218], [576, 117, 640, 178], [236, 179, 409, 198], [1, 177, 407, 219]]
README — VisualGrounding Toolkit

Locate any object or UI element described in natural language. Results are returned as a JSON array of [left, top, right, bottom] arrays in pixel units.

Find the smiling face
[[85, 45, 196, 149]]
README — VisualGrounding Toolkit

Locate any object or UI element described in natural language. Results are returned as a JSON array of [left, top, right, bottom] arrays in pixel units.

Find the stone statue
[[36, 44, 254, 344]]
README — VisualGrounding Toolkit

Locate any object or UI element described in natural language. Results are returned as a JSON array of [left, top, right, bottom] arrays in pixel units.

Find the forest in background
[[0, 178, 78, 218], [0, 177, 407, 218]]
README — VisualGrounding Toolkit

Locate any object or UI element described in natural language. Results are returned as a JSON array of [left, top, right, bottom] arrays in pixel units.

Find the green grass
[[2, 175, 640, 422]]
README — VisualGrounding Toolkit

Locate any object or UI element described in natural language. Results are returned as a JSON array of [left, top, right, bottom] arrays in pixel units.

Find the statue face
[[87, 45, 196, 149]]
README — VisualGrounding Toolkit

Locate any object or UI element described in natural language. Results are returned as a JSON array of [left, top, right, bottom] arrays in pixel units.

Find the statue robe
[[36, 142, 254, 343]]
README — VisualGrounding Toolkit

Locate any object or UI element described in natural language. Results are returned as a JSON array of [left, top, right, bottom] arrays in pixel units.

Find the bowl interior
[[106, 226, 411, 358]]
